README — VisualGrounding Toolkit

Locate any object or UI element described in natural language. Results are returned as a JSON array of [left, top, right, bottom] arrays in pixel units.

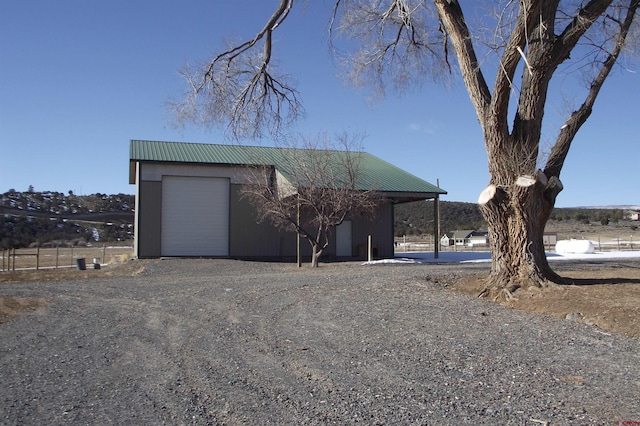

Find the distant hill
[[394, 200, 633, 237], [394, 200, 485, 237], [1, 189, 134, 249], [576, 205, 640, 210]]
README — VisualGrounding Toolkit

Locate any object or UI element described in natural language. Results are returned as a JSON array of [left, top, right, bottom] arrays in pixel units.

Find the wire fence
[[394, 237, 637, 253], [1, 245, 134, 272], [3, 236, 636, 270]]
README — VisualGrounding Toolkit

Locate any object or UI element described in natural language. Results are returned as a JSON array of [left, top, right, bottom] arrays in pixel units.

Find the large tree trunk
[[477, 170, 565, 300]]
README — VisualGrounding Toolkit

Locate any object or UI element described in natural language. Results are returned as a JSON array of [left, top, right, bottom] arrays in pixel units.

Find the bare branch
[[169, 0, 302, 139], [331, 0, 449, 100], [545, 0, 639, 178], [551, 0, 617, 68]]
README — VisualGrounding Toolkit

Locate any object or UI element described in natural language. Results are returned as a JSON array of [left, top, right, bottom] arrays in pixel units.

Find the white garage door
[[161, 176, 229, 256]]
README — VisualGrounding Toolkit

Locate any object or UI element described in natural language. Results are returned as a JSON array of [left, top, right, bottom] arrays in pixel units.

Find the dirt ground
[[1, 258, 638, 339], [451, 267, 640, 339], [0, 261, 144, 325]]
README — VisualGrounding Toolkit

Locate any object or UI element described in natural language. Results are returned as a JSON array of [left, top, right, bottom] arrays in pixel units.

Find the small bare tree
[[240, 133, 378, 267]]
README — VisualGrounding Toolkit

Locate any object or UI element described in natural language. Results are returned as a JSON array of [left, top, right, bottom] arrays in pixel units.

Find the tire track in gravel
[[1, 287, 185, 424], [174, 272, 325, 424], [173, 268, 481, 424]]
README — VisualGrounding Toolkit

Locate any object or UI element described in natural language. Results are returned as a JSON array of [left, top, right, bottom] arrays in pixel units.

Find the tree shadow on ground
[[563, 276, 640, 286]]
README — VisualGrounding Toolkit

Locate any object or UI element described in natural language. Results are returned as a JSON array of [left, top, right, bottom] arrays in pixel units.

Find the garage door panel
[[161, 176, 229, 256]]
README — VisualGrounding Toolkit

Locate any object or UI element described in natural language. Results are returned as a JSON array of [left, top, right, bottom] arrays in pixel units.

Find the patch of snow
[[364, 250, 640, 265], [555, 239, 595, 254]]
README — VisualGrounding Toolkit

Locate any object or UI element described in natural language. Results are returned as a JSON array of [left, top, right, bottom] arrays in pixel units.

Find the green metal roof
[[130, 140, 446, 197]]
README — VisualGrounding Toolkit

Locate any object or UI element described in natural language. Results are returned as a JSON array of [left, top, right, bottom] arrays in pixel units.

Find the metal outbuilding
[[129, 140, 446, 260]]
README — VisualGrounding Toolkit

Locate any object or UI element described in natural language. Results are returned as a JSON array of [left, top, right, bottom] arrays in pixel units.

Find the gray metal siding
[[227, 185, 394, 260], [350, 203, 394, 259], [137, 180, 162, 258], [229, 185, 308, 258], [376, 202, 395, 258]]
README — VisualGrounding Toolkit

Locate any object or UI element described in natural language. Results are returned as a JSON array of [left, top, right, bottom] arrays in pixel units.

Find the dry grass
[[451, 267, 640, 339], [1, 245, 133, 271]]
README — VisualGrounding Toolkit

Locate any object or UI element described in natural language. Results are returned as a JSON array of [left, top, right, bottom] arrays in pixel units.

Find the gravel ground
[[1, 259, 638, 425]]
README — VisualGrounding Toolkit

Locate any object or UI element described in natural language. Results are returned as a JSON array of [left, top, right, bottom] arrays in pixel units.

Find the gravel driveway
[[1, 259, 638, 425]]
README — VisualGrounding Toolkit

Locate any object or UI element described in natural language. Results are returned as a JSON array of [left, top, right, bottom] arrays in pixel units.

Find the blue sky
[[1, 1, 638, 207]]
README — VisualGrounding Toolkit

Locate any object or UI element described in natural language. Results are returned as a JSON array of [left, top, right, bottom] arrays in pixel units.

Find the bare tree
[[172, 0, 639, 296], [240, 133, 379, 267]]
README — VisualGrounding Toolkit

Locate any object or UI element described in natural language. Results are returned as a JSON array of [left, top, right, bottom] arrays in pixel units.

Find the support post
[[434, 194, 440, 259], [368, 235, 373, 262], [297, 194, 301, 268]]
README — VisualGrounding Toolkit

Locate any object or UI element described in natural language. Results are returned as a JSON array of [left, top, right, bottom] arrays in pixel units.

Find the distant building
[[543, 233, 558, 247], [441, 230, 558, 249], [441, 230, 488, 247], [467, 231, 489, 247], [440, 234, 454, 247], [626, 210, 640, 221]]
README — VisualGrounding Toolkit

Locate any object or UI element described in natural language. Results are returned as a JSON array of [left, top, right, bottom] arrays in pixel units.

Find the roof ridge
[[130, 139, 365, 154]]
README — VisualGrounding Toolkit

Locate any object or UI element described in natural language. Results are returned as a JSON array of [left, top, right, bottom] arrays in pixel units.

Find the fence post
[[56, 246, 59, 269], [12, 248, 16, 271], [36, 246, 40, 270], [102, 243, 106, 264]]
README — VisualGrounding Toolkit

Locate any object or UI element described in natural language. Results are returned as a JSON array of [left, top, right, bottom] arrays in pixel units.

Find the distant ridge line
[[574, 205, 640, 210]]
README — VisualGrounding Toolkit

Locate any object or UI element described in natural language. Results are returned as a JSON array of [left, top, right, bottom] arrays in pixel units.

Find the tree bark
[[478, 171, 566, 300], [310, 246, 322, 268]]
